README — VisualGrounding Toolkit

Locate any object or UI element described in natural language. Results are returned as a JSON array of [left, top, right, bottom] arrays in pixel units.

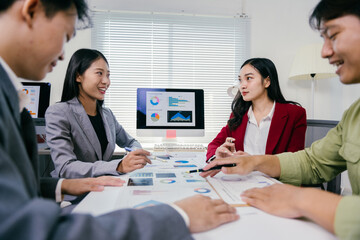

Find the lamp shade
[[289, 43, 337, 80]]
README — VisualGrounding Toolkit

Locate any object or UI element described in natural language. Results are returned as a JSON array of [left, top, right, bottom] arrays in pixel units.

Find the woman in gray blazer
[[46, 49, 151, 178]]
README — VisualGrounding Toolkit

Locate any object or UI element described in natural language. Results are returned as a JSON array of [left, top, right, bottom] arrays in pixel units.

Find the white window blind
[[91, 10, 250, 143]]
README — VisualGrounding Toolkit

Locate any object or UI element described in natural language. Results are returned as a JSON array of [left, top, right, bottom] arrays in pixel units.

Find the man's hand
[[117, 149, 152, 173], [61, 176, 125, 196], [200, 155, 280, 178], [200, 155, 256, 178], [241, 184, 303, 218], [174, 195, 239, 233], [241, 184, 342, 233]]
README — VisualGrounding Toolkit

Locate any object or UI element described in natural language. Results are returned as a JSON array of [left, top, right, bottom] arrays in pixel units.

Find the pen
[[124, 147, 133, 152], [226, 137, 235, 143], [125, 147, 164, 162], [185, 163, 236, 173]]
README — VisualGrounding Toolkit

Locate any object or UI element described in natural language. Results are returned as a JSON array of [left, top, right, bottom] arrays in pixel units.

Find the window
[[91, 10, 250, 143]]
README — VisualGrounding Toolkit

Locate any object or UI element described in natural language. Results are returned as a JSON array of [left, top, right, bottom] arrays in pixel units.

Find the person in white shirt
[[206, 58, 307, 162]]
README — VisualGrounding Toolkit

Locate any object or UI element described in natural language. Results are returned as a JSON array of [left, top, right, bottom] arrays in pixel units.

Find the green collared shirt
[[277, 98, 360, 240]]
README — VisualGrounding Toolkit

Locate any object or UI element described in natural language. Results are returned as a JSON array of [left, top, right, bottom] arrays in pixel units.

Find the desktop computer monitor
[[21, 82, 51, 118], [137, 88, 204, 138]]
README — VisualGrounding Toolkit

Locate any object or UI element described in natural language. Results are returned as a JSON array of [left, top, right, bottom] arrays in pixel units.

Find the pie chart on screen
[[151, 113, 160, 122], [150, 96, 160, 105]]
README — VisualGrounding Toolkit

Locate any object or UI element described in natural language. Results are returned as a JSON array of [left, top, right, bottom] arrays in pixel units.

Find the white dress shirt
[[244, 101, 275, 155]]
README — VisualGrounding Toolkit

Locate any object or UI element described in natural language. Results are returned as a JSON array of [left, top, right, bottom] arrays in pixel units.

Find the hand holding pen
[[199, 154, 256, 178], [186, 163, 236, 173], [117, 147, 152, 173], [215, 137, 236, 158], [125, 147, 167, 162]]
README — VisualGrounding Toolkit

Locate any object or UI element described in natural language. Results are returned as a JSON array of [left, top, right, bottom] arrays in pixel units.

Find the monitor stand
[[161, 137, 178, 143]]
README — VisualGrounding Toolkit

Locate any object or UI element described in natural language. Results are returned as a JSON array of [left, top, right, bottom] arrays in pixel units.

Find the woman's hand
[[215, 137, 237, 158], [117, 149, 152, 173]]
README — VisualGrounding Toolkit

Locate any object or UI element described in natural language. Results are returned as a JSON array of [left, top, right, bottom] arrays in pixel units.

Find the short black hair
[[309, 0, 360, 30], [0, 0, 89, 26]]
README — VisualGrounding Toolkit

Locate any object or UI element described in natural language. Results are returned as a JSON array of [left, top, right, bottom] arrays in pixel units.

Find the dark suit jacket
[[207, 102, 307, 159], [0, 63, 192, 240], [46, 98, 141, 178]]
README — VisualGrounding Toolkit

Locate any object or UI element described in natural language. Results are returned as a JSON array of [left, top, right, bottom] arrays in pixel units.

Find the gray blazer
[[46, 97, 142, 178], [0, 63, 192, 240]]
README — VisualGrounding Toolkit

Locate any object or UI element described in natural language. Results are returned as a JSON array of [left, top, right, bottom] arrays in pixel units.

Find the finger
[[132, 149, 150, 156], [199, 172, 210, 178], [89, 185, 105, 192], [128, 154, 153, 164], [221, 165, 241, 174], [226, 137, 236, 143], [241, 195, 269, 210], [202, 159, 231, 171], [223, 141, 236, 152], [218, 146, 234, 156], [241, 188, 269, 201], [124, 155, 147, 164], [199, 171, 212, 178], [214, 203, 237, 214], [200, 169, 220, 178], [131, 158, 150, 166], [209, 169, 221, 177], [132, 163, 147, 170], [211, 198, 226, 205], [90, 178, 125, 188], [97, 176, 126, 186], [129, 155, 152, 164], [214, 212, 240, 226], [234, 151, 248, 156], [144, 156, 152, 164]]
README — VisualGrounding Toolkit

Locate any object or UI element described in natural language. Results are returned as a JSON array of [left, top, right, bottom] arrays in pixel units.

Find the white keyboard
[[153, 143, 207, 152]]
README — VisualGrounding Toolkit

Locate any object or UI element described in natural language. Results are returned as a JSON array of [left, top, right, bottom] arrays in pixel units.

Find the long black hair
[[61, 48, 108, 104], [228, 58, 300, 131]]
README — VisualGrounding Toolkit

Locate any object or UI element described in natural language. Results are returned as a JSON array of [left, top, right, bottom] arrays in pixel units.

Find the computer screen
[[21, 82, 51, 118], [137, 88, 204, 138]]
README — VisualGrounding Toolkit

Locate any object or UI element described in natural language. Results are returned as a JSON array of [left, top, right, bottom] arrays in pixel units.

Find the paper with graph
[[206, 171, 278, 206]]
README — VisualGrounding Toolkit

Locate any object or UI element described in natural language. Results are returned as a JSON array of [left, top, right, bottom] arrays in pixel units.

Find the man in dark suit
[[0, 1, 239, 239]]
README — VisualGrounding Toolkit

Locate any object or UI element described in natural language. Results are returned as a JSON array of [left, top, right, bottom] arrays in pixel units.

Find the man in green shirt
[[201, 0, 360, 239]]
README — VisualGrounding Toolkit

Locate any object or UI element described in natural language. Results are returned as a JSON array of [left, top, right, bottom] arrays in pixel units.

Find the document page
[[206, 171, 277, 206]]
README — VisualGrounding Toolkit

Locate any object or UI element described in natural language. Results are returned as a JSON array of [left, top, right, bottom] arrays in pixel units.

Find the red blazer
[[206, 102, 307, 160]]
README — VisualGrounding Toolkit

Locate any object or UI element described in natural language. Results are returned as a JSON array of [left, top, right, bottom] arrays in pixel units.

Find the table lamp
[[289, 43, 337, 118]]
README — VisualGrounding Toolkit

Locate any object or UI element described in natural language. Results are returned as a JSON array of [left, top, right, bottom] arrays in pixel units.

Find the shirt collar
[[0, 57, 22, 91], [247, 101, 276, 123], [0, 57, 29, 112]]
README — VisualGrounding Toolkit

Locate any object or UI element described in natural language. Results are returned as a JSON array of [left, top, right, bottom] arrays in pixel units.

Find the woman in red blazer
[[206, 58, 306, 161]]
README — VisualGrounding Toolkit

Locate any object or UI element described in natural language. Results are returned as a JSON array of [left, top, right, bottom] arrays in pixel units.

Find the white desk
[[72, 152, 336, 240]]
